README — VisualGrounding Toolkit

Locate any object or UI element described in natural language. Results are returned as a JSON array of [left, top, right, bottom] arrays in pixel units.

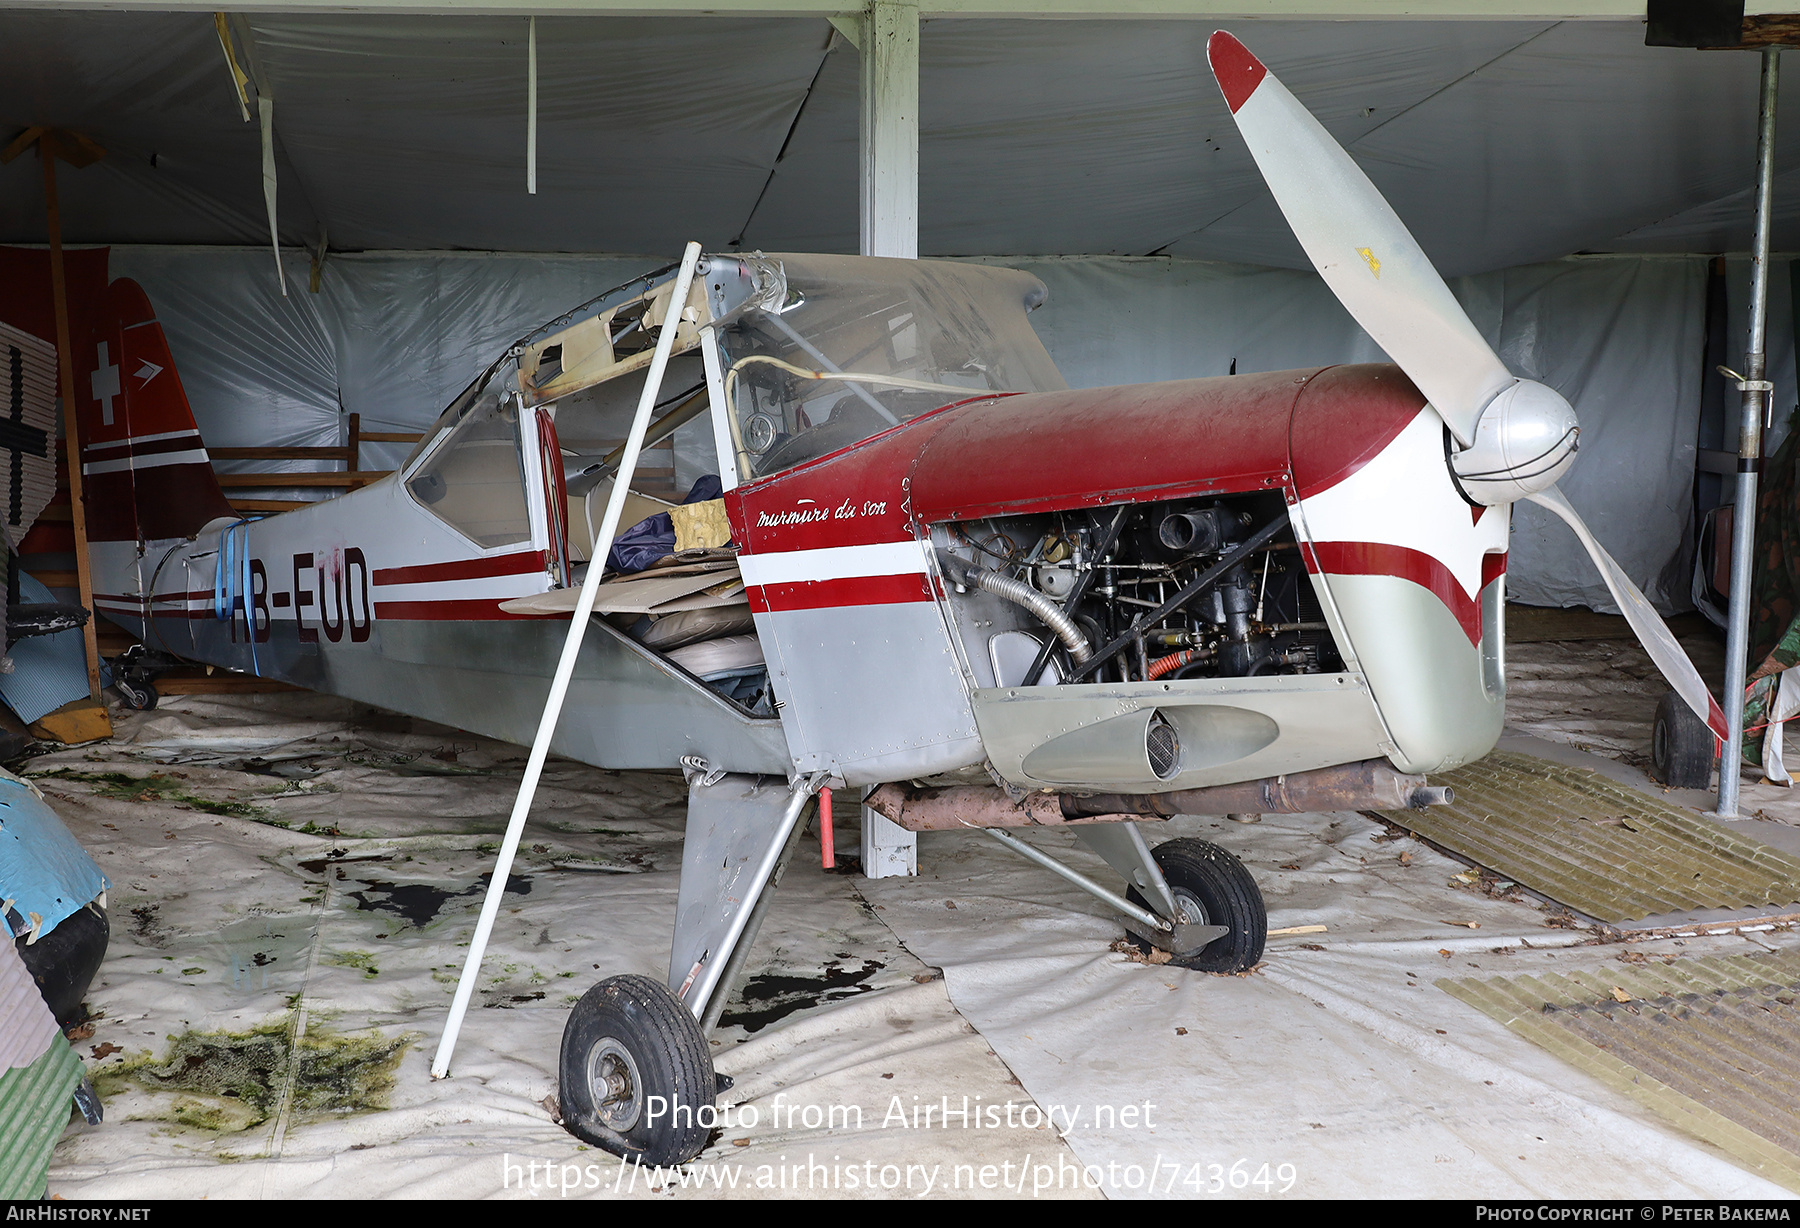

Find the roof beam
[[6, 1, 1796, 19]]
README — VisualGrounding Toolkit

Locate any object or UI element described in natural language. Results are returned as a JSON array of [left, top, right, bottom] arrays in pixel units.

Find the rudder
[[81, 279, 235, 544]]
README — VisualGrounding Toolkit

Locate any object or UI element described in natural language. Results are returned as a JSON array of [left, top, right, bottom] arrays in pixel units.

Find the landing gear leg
[[981, 822, 1266, 971], [111, 644, 173, 711], [556, 768, 818, 1165]]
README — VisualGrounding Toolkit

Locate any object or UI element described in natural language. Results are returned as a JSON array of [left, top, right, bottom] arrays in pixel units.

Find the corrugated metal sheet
[[0, 1038, 82, 1199], [0, 927, 58, 1072], [0, 319, 59, 543], [1441, 951, 1800, 1194], [0, 937, 80, 1199], [1378, 751, 1800, 923], [0, 572, 94, 725]]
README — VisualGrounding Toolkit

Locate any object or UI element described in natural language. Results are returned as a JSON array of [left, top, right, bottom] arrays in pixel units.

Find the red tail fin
[[81, 279, 235, 543]]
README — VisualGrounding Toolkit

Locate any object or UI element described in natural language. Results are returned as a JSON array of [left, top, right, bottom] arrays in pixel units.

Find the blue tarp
[[0, 574, 91, 725], [0, 772, 107, 941]]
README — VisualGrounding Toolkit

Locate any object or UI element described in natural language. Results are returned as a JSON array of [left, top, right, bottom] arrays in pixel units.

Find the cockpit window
[[716, 256, 1066, 480], [405, 389, 532, 548]]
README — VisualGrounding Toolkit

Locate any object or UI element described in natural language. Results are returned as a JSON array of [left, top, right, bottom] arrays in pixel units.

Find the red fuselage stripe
[[1308, 540, 1506, 647], [373, 551, 547, 587], [747, 573, 933, 613], [373, 598, 550, 621]]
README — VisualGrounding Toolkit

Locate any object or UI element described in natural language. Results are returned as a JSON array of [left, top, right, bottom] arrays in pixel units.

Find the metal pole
[[431, 242, 703, 1077], [1719, 46, 1782, 818], [979, 827, 1171, 935]]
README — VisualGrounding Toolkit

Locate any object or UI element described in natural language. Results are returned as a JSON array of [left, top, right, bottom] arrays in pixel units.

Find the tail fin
[[80, 279, 235, 544]]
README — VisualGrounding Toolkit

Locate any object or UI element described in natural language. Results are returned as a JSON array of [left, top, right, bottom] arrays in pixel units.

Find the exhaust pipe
[[864, 759, 1450, 832], [1066, 759, 1451, 818]]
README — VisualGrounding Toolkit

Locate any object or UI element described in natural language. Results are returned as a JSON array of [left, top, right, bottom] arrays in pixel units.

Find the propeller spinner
[[1206, 31, 1725, 739]]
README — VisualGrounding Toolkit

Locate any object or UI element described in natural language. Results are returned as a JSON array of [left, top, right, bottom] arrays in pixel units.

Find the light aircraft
[[71, 32, 1722, 1166]]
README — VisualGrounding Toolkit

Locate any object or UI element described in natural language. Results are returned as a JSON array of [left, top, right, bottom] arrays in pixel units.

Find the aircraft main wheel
[[1653, 690, 1714, 789], [114, 676, 157, 712], [1126, 838, 1267, 973], [558, 974, 715, 1166]]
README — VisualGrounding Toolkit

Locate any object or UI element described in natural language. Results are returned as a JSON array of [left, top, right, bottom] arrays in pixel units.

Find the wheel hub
[[1170, 886, 1210, 929], [586, 1037, 645, 1131]]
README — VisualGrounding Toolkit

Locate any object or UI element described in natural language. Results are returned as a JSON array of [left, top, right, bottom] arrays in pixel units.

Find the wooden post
[[40, 135, 105, 707], [347, 411, 360, 472]]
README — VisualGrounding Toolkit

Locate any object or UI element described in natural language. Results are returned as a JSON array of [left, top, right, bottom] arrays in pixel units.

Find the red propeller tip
[[1207, 31, 1268, 115]]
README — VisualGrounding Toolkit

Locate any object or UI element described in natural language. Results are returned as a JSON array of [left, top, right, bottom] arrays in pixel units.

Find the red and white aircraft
[[71, 33, 1720, 1165]]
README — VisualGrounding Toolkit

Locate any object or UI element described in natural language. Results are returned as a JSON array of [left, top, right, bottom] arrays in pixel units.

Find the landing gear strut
[[111, 644, 174, 711], [558, 769, 817, 1167]]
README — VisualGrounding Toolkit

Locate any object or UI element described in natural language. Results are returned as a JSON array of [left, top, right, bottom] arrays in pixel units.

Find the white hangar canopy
[[1, 10, 1798, 267], [0, 5, 1792, 615]]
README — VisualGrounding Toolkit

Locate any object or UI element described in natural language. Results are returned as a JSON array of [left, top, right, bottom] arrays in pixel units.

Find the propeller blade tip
[[1207, 31, 1268, 115]]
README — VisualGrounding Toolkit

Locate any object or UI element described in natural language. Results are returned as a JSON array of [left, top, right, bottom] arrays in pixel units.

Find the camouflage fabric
[[1751, 411, 1800, 665], [1743, 672, 1777, 767], [1737, 411, 1800, 765]]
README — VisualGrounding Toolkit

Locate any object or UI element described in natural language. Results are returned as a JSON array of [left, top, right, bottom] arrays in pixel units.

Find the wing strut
[[432, 242, 705, 1079]]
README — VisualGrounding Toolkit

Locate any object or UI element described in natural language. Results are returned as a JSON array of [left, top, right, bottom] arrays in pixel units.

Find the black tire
[[1126, 838, 1266, 973], [114, 676, 157, 712], [17, 902, 109, 1026], [558, 974, 715, 1166], [1654, 690, 1714, 788]]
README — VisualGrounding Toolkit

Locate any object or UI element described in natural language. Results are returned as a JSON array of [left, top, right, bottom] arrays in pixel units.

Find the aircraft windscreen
[[717, 256, 1066, 479]]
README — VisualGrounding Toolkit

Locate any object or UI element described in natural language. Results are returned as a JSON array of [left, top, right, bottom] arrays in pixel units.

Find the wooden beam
[[214, 470, 392, 488], [37, 134, 106, 710], [209, 446, 356, 461], [1705, 13, 1800, 46], [154, 672, 305, 695], [227, 498, 311, 513]]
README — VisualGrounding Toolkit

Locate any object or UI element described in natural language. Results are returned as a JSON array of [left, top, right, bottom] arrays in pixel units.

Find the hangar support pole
[[859, 0, 918, 260], [1719, 46, 1781, 819], [855, 0, 921, 877]]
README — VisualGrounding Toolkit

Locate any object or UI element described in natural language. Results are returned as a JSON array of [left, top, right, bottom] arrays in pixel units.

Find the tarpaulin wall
[[99, 246, 1740, 613]]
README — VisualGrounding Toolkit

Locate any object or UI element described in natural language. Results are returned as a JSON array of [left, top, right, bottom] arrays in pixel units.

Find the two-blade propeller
[[1207, 31, 1726, 740]]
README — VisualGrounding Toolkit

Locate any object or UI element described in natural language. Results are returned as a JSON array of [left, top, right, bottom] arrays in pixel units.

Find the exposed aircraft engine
[[936, 494, 1343, 689]]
